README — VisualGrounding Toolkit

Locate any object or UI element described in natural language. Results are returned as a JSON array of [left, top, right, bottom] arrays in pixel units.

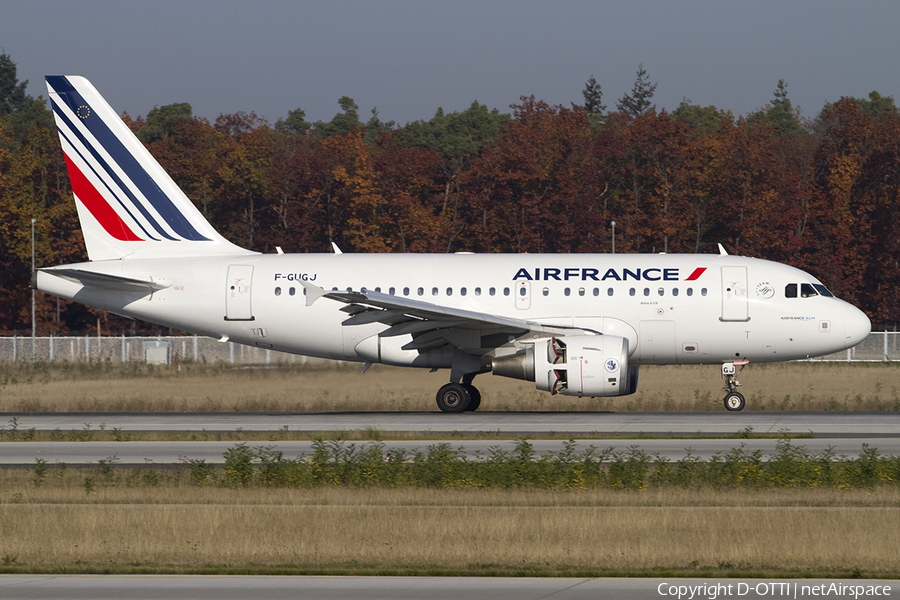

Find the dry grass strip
[[1, 362, 898, 413], [0, 482, 897, 574], [0, 502, 897, 572]]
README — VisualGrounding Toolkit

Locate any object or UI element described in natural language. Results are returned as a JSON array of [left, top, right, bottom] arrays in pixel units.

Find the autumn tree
[[605, 111, 705, 253], [462, 97, 596, 253], [396, 102, 510, 250]]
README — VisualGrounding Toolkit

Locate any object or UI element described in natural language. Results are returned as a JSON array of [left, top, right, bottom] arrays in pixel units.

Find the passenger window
[[593, 288, 599, 297], [474, 287, 482, 296], [629, 288, 636, 297], [519, 286, 526, 296], [460, 287, 467, 296], [657, 287, 664, 296], [701, 288, 708, 297], [275, 287, 282, 296], [389, 287, 396, 295], [672, 288, 679, 297], [446, 287, 453, 296], [801, 283, 818, 298], [503, 287, 510, 296], [542, 288, 549, 296], [289, 287, 296, 296], [643, 288, 650, 297], [432, 287, 438, 296], [361, 287, 367, 293], [564, 288, 571, 297], [403, 287, 409, 296], [785, 283, 797, 298], [374, 287, 381, 293], [687, 288, 693, 297], [489, 287, 496, 296], [607, 288, 614, 297], [578, 288, 585, 297], [417, 287, 424, 296]]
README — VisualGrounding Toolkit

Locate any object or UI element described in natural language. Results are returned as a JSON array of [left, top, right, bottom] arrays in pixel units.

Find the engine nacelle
[[492, 335, 637, 397]]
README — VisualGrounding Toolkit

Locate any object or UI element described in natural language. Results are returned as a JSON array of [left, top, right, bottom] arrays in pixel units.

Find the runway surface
[[5, 410, 900, 435], [0, 576, 893, 600], [1, 412, 897, 464]]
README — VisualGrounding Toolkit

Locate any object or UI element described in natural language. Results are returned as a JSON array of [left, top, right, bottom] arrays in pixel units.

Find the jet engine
[[491, 335, 638, 397]]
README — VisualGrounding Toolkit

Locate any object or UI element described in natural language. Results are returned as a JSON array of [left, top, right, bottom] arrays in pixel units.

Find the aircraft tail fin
[[45, 76, 252, 261]]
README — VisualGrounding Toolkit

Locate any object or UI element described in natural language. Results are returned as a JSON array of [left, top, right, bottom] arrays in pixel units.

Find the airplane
[[33, 76, 872, 413]]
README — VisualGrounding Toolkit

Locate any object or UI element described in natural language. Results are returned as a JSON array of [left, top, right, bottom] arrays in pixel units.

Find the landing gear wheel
[[724, 392, 746, 412], [462, 384, 481, 411], [436, 383, 471, 413]]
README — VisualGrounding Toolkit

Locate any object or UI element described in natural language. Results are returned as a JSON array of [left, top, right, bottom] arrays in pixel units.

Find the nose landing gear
[[722, 361, 747, 412]]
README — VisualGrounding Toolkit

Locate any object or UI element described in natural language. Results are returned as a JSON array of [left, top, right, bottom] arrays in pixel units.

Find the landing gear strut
[[722, 361, 746, 412]]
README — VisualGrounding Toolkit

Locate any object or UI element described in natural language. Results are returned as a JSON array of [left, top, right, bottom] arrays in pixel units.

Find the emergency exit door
[[721, 266, 749, 321], [225, 265, 255, 321]]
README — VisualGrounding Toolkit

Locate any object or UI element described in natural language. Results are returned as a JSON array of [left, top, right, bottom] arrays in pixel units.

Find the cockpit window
[[800, 283, 818, 298], [813, 284, 834, 298], [785, 283, 797, 298]]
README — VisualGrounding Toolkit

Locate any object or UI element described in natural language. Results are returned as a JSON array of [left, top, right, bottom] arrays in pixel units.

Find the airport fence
[[0, 334, 317, 365], [0, 332, 896, 365]]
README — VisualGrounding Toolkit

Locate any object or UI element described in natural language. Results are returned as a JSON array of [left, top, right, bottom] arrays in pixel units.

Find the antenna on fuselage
[[717, 243, 729, 256]]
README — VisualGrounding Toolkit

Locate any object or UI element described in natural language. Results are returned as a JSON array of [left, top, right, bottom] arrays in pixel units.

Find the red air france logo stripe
[[685, 267, 707, 281], [64, 154, 143, 242]]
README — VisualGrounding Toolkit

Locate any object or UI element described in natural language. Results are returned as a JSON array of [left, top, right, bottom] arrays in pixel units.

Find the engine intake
[[491, 335, 637, 397]]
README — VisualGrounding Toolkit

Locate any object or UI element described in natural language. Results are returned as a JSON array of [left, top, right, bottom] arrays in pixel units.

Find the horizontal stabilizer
[[38, 268, 169, 292]]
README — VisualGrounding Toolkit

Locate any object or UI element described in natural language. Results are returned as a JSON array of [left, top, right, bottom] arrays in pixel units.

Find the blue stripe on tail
[[47, 76, 210, 242]]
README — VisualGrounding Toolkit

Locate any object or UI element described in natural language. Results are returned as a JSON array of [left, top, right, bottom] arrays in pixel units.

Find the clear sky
[[3, 0, 900, 125]]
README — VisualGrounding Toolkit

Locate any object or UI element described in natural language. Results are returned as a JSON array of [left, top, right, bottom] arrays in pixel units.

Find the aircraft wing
[[301, 282, 595, 356]]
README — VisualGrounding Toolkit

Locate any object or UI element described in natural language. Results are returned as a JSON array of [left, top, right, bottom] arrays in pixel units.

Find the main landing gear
[[722, 361, 746, 412], [435, 380, 482, 413]]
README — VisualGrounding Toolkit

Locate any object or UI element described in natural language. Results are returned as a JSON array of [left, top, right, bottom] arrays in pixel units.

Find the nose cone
[[845, 305, 871, 348]]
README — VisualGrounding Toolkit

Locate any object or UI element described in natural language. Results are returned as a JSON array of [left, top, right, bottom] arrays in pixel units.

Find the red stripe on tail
[[64, 154, 143, 242]]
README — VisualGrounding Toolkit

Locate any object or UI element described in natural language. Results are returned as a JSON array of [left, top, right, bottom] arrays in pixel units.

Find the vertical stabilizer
[[46, 76, 253, 260]]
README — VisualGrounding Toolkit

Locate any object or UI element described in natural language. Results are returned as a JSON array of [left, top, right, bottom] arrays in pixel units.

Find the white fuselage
[[38, 252, 871, 367]]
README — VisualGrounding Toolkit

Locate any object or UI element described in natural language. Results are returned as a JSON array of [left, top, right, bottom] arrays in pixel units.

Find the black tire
[[462, 384, 481, 411], [436, 383, 470, 413], [724, 392, 746, 412]]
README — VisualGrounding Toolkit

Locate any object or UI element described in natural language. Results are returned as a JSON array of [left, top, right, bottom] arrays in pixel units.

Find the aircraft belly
[[638, 320, 677, 363]]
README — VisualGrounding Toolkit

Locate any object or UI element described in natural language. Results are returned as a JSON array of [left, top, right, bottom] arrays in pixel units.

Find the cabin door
[[225, 265, 255, 321], [720, 266, 749, 322]]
